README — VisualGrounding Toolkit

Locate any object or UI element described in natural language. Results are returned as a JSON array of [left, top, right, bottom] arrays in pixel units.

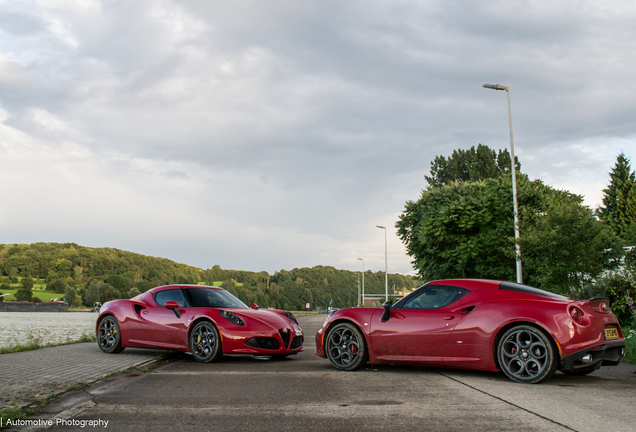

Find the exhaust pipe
[[581, 354, 593, 364]]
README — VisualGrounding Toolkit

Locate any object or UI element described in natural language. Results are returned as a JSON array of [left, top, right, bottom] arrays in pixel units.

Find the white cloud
[[1, 0, 635, 275]]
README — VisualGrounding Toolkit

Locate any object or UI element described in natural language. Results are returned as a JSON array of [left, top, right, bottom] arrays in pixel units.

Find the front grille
[[278, 329, 291, 348], [245, 337, 280, 350], [290, 335, 303, 349]]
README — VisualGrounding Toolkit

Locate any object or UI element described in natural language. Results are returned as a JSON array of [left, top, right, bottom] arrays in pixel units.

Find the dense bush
[[20, 277, 34, 290], [48, 279, 67, 294], [83, 282, 101, 307], [15, 290, 33, 302], [65, 286, 77, 308]]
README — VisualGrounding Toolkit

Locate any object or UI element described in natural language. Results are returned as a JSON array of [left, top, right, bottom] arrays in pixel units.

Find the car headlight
[[284, 311, 299, 325], [219, 310, 245, 326]]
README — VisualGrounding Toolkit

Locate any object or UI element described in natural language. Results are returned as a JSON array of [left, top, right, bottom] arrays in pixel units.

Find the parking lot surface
[[21, 314, 634, 432]]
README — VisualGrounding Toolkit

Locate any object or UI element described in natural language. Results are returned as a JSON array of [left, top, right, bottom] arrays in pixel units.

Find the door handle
[[443, 315, 454, 320]]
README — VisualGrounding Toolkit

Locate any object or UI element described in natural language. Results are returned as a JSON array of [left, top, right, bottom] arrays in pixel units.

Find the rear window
[[499, 281, 568, 299]]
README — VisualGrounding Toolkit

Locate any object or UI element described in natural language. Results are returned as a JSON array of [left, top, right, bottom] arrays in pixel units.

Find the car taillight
[[569, 306, 585, 325]]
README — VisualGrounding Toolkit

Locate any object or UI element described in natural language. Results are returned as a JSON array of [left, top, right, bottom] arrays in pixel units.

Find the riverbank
[[0, 312, 97, 350]]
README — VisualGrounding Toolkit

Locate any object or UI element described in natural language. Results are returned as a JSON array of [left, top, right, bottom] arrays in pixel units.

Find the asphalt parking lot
[[25, 314, 636, 432]]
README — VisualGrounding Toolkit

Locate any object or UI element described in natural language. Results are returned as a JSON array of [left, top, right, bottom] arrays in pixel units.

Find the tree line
[[0, 243, 420, 310], [397, 144, 636, 325]]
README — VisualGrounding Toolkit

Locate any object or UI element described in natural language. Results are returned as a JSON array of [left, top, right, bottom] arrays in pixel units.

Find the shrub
[[65, 286, 77, 308], [20, 277, 35, 290], [0, 292, 3, 303], [99, 283, 121, 303], [83, 282, 101, 307], [32, 297, 42, 303], [15, 290, 33, 302], [48, 279, 67, 294]]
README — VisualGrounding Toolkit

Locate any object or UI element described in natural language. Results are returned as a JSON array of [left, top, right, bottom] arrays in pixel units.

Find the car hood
[[228, 308, 297, 330]]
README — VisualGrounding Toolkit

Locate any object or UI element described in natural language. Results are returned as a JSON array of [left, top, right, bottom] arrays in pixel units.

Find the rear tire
[[497, 325, 557, 384]]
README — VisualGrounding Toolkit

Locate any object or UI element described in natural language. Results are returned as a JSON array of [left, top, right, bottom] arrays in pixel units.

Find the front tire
[[97, 315, 124, 354], [497, 325, 557, 384], [190, 321, 223, 363], [325, 322, 367, 371]]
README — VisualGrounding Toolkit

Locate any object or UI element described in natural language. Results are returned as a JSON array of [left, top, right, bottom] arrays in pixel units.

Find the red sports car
[[96, 285, 304, 362], [315, 279, 625, 383]]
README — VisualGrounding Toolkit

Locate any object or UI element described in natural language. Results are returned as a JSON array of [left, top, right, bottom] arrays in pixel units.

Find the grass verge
[[0, 408, 35, 430], [0, 333, 96, 355]]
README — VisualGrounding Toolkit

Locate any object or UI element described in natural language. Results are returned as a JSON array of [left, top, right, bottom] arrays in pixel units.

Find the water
[[0, 312, 97, 348]]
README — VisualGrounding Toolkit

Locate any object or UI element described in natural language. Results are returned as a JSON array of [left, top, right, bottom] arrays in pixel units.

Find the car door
[[138, 288, 189, 349], [369, 285, 469, 359]]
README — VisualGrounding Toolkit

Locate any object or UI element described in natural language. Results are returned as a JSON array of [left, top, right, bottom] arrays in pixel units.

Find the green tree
[[127, 287, 141, 299], [99, 283, 120, 303], [425, 144, 521, 188], [49, 279, 67, 294], [84, 282, 101, 306], [15, 289, 33, 302], [597, 153, 636, 241], [65, 286, 77, 308], [517, 193, 621, 294], [20, 277, 34, 290], [397, 176, 620, 292]]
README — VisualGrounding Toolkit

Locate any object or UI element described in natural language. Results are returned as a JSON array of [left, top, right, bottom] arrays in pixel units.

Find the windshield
[[184, 288, 249, 309]]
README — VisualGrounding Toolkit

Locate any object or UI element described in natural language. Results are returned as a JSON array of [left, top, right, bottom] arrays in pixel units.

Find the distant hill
[[0, 243, 421, 310]]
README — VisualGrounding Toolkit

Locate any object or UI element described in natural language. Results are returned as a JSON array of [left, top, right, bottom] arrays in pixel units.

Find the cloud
[[1, 0, 635, 274]]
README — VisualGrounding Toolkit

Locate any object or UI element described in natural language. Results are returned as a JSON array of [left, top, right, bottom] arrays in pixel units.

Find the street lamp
[[376, 225, 388, 301], [483, 83, 522, 284], [357, 258, 364, 307]]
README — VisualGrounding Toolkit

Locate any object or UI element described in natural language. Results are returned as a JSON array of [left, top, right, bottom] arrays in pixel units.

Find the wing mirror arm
[[164, 301, 181, 318], [381, 300, 392, 322]]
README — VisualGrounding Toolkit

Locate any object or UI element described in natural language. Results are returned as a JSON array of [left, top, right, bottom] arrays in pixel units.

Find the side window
[[401, 285, 468, 310], [155, 289, 186, 307]]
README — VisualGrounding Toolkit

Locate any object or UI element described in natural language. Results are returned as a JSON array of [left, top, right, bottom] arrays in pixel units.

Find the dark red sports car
[[96, 285, 304, 362], [315, 279, 625, 383]]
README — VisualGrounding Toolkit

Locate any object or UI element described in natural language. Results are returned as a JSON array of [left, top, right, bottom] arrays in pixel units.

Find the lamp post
[[376, 225, 388, 301], [357, 258, 364, 307], [483, 83, 522, 284]]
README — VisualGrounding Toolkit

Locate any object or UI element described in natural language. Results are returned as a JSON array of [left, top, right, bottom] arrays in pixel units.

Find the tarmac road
[[31, 314, 636, 432]]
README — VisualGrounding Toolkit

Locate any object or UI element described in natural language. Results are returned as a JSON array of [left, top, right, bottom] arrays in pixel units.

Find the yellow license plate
[[604, 328, 619, 340]]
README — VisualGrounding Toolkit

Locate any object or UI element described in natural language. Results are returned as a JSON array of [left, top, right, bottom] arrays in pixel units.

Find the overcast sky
[[1, 0, 635, 276]]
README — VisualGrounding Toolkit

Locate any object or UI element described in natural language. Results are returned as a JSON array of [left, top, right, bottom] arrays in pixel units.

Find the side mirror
[[251, 303, 259, 310], [164, 301, 181, 318], [380, 300, 392, 322]]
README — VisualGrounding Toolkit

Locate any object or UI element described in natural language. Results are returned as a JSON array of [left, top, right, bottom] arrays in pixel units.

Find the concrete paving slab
[[0, 342, 163, 410]]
